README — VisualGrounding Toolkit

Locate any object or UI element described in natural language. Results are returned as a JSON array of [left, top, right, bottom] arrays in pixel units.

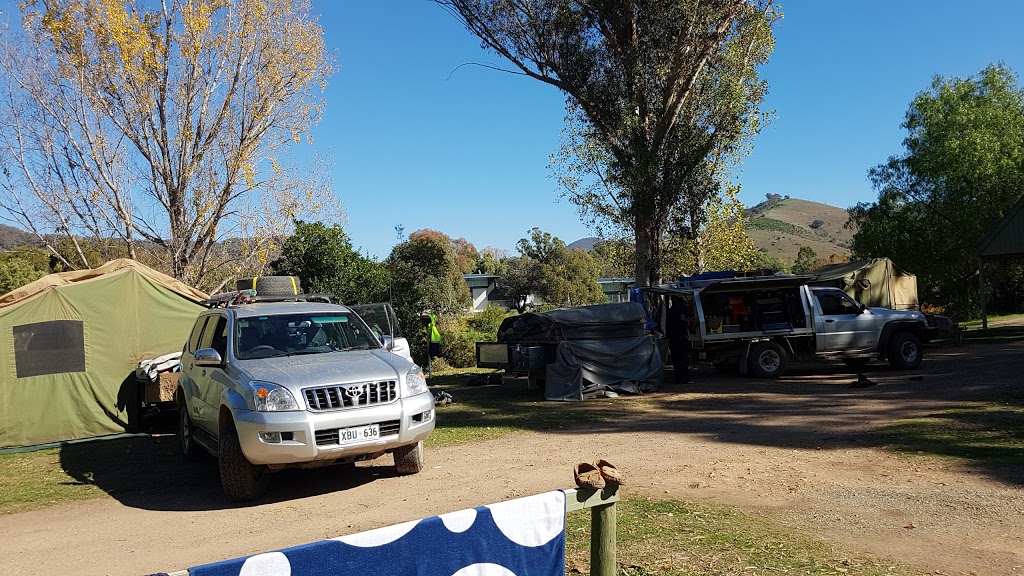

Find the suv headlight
[[406, 365, 428, 396], [251, 381, 300, 412]]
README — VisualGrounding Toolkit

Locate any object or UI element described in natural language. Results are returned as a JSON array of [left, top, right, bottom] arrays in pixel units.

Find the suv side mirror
[[381, 334, 394, 350], [195, 348, 223, 367]]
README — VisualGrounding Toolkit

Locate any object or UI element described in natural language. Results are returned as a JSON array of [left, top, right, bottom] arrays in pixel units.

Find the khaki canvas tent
[[810, 258, 919, 310], [0, 259, 206, 448]]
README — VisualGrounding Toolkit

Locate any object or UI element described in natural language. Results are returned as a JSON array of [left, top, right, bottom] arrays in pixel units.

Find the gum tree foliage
[[270, 220, 389, 305], [514, 227, 605, 307], [0, 247, 50, 294], [591, 238, 635, 279], [440, 0, 777, 286], [0, 0, 335, 289], [499, 255, 541, 313], [750, 250, 788, 273], [388, 229, 472, 316], [791, 246, 817, 274], [387, 229, 474, 364], [471, 247, 509, 276], [849, 64, 1024, 316]]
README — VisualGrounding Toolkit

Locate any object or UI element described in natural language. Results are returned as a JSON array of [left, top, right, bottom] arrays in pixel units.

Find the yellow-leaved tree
[[663, 183, 756, 278], [0, 0, 336, 289]]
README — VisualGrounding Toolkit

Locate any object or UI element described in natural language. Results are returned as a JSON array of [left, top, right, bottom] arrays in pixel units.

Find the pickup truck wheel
[[393, 441, 424, 475], [219, 418, 270, 501], [177, 395, 203, 461], [842, 357, 871, 370], [887, 332, 923, 370], [748, 342, 787, 379]]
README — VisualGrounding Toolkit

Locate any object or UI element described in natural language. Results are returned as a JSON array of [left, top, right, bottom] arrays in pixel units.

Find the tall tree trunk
[[634, 225, 662, 287], [690, 209, 705, 274]]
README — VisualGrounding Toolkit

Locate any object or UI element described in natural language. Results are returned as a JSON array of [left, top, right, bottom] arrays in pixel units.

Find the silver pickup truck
[[648, 275, 932, 378], [176, 293, 435, 501]]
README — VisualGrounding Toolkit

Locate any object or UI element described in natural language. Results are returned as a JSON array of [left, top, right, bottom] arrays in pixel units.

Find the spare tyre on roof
[[235, 276, 302, 297]]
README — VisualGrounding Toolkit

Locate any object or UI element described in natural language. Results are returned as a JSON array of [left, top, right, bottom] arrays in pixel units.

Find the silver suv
[[176, 297, 435, 501]]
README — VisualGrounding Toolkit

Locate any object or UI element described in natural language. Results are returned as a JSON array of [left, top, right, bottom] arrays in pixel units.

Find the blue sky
[[312, 1, 1024, 260]]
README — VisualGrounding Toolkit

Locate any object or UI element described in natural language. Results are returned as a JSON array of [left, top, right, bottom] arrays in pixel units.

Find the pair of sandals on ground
[[573, 459, 624, 489]]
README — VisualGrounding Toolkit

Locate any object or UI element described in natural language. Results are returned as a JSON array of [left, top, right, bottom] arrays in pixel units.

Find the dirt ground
[[1, 333, 1022, 576]]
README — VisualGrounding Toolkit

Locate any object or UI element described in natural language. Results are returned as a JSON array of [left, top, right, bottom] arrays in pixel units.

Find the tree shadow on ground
[[432, 337, 1024, 487], [48, 334, 1024, 510], [57, 416, 400, 512]]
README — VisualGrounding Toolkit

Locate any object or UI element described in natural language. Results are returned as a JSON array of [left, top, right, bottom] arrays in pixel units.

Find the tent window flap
[[13, 320, 86, 378]]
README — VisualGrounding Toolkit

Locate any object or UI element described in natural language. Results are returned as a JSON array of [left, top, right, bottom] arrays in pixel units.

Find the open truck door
[[348, 302, 413, 361]]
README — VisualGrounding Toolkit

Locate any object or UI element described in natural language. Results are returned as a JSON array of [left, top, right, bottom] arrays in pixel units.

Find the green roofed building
[[0, 259, 207, 448]]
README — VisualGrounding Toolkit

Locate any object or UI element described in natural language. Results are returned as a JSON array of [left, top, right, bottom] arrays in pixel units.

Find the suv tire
[[219, 418, 269, 501], [748, 342, 787, 379], [393, 441, 424, 475], [177, 393, 203, 461], [887, 332, 923, 370]]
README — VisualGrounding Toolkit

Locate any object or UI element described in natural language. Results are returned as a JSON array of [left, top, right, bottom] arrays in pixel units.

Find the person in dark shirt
[[666, 297, 693, 384]]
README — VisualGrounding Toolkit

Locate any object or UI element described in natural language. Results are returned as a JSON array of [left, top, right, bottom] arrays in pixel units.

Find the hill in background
[[0, 224, 40, 250], [567, 197, 854, 267], [744, 196, 854, 264], [567, 237, 600, 251]]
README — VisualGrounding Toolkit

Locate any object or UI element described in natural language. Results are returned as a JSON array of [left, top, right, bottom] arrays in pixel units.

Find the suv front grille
[[303, 381, 397, 411], [315, 420, 401, 446]]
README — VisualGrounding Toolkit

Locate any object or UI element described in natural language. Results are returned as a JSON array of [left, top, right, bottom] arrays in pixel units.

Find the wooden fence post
[[565, 486, 619, 576]]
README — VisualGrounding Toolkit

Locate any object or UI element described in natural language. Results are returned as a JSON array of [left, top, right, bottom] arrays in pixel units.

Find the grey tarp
[[497, 302, 648, 342], [544, 336, 663, 401], [493, 302, 663, 400]]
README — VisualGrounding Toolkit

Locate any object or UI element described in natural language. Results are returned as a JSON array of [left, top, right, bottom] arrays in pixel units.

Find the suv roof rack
[[200, 290, 334, 308]]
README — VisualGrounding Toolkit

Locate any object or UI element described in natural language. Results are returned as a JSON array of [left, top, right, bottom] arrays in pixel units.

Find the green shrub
[[439, 328, 493, 368], [428, 356, 453, 373], [434, 313, 496, 368], [746, 217, 811, 238], [466, 305, 513, 337]]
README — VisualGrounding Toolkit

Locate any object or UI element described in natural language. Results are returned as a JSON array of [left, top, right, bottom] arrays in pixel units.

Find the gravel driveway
[[1, 333, 1021, 576]]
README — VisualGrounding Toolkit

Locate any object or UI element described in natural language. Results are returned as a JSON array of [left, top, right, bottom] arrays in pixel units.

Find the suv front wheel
[[393, 441, 424, 475], [219, 417, 270, 501]]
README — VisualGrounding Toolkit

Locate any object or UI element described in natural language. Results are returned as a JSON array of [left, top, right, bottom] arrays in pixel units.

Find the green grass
[[425, 369, 638, 448], [878, 397, 1024, 463], [933, 324, 1024, 344], [0, 448, 106, 514], [566, 497, 910, 576], [961, 312, 1024, 328]]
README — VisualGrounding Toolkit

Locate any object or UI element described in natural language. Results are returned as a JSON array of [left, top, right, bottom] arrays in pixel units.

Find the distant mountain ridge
[[0, 224, 40, 250], [567, 237, 600, 251], [566, 196, 854, 265]]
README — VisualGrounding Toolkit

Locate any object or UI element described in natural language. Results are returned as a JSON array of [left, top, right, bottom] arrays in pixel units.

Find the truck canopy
[[645, 274, 815, 297]]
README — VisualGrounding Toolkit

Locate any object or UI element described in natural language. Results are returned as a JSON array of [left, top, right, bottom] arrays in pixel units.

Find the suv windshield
[[234, 312, 380, 360]]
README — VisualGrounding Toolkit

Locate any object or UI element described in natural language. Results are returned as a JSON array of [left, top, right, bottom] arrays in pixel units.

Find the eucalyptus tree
[[850, 64, 1024, 315], [439, 0, 777, 285]]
